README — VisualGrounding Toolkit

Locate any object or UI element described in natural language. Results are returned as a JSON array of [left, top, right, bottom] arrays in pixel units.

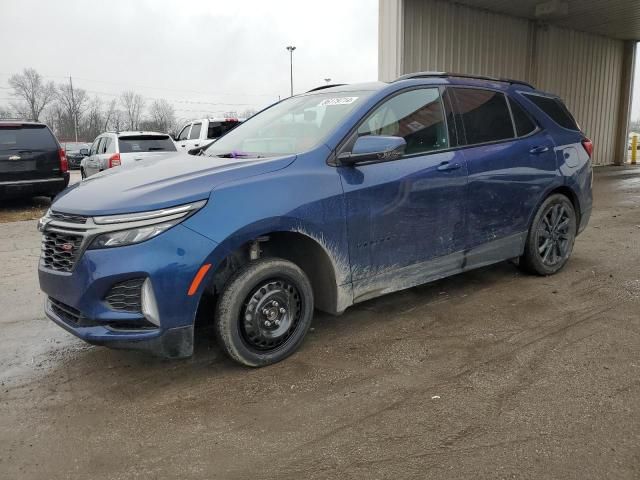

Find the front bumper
[[38, 223, 219, 358]]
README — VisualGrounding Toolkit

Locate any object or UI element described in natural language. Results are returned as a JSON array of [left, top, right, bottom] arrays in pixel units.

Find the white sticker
[[317, 96, 359, 107]]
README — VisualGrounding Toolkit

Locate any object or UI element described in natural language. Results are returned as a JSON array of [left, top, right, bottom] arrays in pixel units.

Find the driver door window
[[178, 125, 191, 141], [357, 88, 449, 156]]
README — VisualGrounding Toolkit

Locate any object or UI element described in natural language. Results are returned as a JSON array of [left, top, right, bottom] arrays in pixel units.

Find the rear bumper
[[0, 174, 69, 198]]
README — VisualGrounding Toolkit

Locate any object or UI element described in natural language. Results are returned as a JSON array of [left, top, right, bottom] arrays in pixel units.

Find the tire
[[214, 257, 314, 367], [520, 193, 577, 276]]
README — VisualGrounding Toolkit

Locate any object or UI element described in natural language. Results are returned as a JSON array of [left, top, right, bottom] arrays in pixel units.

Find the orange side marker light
[[188, 264, 212, 296]]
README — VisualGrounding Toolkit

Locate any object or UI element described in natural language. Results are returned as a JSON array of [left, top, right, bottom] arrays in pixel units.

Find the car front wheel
[[214, 258, 314, 367], [520, 193, 577, 276]]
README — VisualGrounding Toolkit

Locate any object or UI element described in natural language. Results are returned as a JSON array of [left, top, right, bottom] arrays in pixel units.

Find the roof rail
[[394, 72, 534, 89], [306, 84, 347, 93]]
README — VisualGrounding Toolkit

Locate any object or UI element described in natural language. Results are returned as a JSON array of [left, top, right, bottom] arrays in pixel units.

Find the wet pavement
[[1, 166, 639, 479]]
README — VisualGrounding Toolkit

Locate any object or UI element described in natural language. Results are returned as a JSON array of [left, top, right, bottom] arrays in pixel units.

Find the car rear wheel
[[214, 258, 314, 367], [520, 193, 577, 276]]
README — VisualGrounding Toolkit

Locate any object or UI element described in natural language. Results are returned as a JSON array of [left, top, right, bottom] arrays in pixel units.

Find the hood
[[53, 153, 296, 215]]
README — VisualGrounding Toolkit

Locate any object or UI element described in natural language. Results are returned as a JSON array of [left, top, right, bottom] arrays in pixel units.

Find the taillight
[[581, 138, 593, 158], [108, 153, 121, 168], [58, 148, 69, 173]]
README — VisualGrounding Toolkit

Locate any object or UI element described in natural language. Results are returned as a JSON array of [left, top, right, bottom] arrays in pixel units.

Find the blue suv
[[38, 73, 593, 366]]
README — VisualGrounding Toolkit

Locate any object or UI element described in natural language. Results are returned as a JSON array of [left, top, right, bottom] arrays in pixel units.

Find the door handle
[[194, 144, 199, 147], [529, 145, 550, 154], [181, 144, 186, 147], [437, 161, 462, 172]]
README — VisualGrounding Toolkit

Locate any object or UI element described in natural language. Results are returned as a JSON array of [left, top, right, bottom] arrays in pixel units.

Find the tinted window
[[0, 125, 57, 152], [95, 137, 105, 154], [357, 88, 449, 155], [523, 94, 579, 130], [207, 121, 239, 139], [452, 88, 515, 145], [509, 98, 537, 137], [178, 125, 190, 141], [105, 137, 116, 154], [118, 135, 177, 153], [189, 123, 202, 140]]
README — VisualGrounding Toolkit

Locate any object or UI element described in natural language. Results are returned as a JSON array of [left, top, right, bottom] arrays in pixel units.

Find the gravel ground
[[0, 166, 639, 479]]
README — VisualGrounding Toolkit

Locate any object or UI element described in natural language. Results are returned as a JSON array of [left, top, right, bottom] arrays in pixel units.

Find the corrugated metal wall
[[535, 26, 625, 165], [402, 0, 533, 82], [394, 0, 628, 165]]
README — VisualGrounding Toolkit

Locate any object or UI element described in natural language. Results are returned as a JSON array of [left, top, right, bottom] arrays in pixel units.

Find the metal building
[[379, 0, 639, 165]]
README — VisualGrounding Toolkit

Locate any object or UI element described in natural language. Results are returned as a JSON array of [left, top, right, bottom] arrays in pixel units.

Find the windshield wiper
[[147, 147, 167, 151], [210, 151, 264, 159]]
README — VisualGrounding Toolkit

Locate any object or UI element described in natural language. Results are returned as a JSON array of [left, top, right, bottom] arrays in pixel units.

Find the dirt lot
[[0, 171, 81, 223], [0, 167, 639, 479]]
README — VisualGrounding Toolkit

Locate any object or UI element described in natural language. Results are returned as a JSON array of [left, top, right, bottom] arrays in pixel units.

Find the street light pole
[[286, 45, 296, 96]]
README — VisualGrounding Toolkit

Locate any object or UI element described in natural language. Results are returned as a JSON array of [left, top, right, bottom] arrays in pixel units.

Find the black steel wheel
[[214, 258, 314, 367], [521, 194, 577, 275], [240, 279, 302, 351]]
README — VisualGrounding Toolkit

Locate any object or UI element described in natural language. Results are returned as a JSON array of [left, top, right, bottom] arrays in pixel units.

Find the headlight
[[89, 220, 179, 249], [88, 200, 206, 249]]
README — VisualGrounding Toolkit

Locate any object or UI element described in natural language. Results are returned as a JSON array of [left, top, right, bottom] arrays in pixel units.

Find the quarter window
[[452, 88, 515, 145], [523, 93, 579, 131], [357, 88, 449, 155], [509, 98, 537, 137]]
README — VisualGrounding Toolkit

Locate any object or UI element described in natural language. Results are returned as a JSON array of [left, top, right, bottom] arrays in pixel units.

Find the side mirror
[[79, 148, 89, 156], [338, 136, 406, 166]]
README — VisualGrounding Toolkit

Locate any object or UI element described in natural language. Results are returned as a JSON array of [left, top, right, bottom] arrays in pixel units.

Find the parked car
[[38, 73, 592, 367], [61, 142, 91, 169], [1, 120, 69, 199], [80, 131, 177, 179], [175, 118, 242, 153]]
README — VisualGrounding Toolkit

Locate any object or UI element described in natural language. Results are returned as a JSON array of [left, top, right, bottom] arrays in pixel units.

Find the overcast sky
[[0, 0, 379, 119], [1, 0, 639, 122]]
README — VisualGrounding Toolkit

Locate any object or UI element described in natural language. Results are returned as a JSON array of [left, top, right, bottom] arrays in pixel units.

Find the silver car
[[80, 131, 177, 179]]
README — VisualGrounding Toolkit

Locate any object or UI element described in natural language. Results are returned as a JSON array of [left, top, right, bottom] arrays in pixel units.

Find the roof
[[393, 71, 535, 89], [103, 131, 171, 137]]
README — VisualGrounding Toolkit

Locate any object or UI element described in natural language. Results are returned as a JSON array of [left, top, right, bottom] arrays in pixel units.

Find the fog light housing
[[141, 278, 160, 327]]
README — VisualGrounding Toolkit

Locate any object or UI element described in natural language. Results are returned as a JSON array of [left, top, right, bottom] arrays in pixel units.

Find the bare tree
[[83, 96, 104, 140], [56, 82, 88, 140], [120, 91, 145, 130], [147, 99, 175, 133], [103, 99, 118, 131], [8, 68, 57, 121]]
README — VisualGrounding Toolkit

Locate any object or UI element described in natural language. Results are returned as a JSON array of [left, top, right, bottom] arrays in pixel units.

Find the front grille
[[50, 211, 88, 224], [49, 297, 97, 327], [104, 278, 145, 312], [41, 231, 84, 272]]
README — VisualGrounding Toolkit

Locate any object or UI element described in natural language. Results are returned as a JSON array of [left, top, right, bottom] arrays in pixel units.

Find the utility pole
[[69, 76, 78, 142], [286, 45, 296, 97]]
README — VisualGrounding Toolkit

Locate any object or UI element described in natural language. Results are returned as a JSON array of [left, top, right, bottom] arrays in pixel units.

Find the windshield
[[204, 90, 372, 158]]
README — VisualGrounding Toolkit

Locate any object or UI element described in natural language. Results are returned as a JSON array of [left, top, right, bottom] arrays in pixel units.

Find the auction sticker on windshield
[[318, 97, 359, 106]]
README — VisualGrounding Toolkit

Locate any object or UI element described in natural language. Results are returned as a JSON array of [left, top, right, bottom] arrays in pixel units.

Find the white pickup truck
[[175, 118, 243, 153]]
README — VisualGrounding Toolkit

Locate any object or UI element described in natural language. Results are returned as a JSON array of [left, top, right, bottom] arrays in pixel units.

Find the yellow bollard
[[632, 135, 638, 165]]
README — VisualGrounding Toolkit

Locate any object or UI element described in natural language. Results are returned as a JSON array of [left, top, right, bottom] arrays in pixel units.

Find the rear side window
[[451, 88, 515, 145], [189, 123, 202, 140], [509, 98, 537, 137], [0, 125, 57, 151], [357, 88, 449, 155], [118, 135, 177, 153], [207, 121, 239, 139], [523, 94, 579, 130]]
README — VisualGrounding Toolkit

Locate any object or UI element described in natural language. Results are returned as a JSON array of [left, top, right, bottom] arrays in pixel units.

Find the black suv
[[0, 121, 70, 199]]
